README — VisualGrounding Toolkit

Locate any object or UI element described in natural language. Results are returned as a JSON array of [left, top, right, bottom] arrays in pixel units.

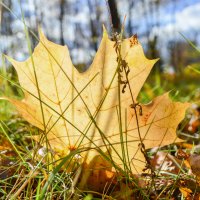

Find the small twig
[[113, 34, 145, 161], [112, 29, 155, 178], [6, 168, 24, 198], [105, 0, 114, 34], [8, 169, 39, 200]]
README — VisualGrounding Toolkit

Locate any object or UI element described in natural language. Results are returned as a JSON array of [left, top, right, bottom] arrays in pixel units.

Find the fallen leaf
[[183, 104, 200, 134], [0, 150, 17, 179], [151, 151, 186, 175], [179, 187, 192, 199], [2, 27, 190, 174], [82, 152, 116, 192], [188, 153, 200, 177]]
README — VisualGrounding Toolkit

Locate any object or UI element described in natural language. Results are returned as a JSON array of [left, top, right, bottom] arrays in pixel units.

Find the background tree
[[0, 0, 199, 73], [59, 0, 65, 45], [107, 0, 120, 32], [0, 0, 12, 36]]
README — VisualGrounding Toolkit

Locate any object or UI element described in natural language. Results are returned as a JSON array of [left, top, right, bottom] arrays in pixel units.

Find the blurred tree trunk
[[87, 0, 98, 51], [147, 0, 162, 72], [33, 0, 43, 28], [141, 0, 150, 40], [59, 0, 65, 45], [128, 0, 134, 35], [0, 3, 2, 25], [155, 0, 160, 28], [1, 0, 12, 35], [107, 0, 120, 32], [169, 41, 186, 74]]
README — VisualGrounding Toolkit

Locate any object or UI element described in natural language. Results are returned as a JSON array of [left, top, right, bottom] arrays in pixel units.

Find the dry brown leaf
[[2, 27, 190, 174], [83, 152, 116, 192], [151, 151, 186, 175], [179, 187, 192, 199], [188, 154, 200, 177]]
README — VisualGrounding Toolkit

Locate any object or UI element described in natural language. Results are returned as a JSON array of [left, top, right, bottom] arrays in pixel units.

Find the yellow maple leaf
[[3, 27, 190, 174]]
